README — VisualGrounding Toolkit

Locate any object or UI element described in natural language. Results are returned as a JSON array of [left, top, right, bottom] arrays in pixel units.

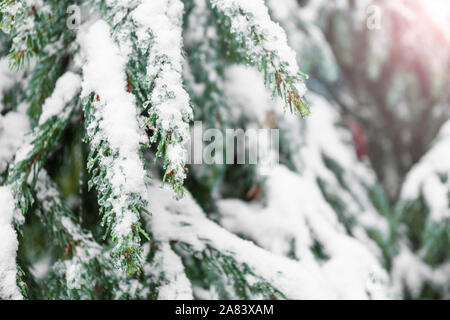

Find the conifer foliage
[[0, 0, 449, 300]]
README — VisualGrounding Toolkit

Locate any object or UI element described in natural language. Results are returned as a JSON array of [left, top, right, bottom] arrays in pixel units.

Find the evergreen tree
[[0, 0, 449, 300]]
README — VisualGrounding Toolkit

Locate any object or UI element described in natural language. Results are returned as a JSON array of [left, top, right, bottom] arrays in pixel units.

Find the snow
[[147, 242, 193, 300], [266, 0, 338, 81], [132, 0, 192, 191], [213, 0, 298, 73], [39, 72, 81, 125], [183, 0, 232, 133], [0, 104, 30, 172], [217, 65, 392, 298], [210, 0, 308, 103], [0, 1, 23, 33], [143, 166, 391, 299], [218, 165, 390, 299], [0, 186, 22, 300], [144, 178, 337, 299], [7, 0, 51, 51], [224, 65, 388, 243], [30, 255, 51, 280], [1, 0, 447, 301], [66, 261, 83, 290], [401, 120, 450, 221], [0, 59, 18, 102], [79, 20, 148, 238], [33, 170, 147, 298], [391, 245, 450, 298]]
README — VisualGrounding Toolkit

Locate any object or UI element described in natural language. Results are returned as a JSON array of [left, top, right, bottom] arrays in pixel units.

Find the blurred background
[[267, 0, 450, 298], [284, 0, 450, 198]]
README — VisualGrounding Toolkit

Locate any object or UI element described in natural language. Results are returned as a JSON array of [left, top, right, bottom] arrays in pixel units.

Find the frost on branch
[[34, 171, 107, 298], [133, 0, 193, 196], [210, 0, 309, 116], [2, 0, 72, 64], [38, 72, 81, 125], [79, 20, 150, 273], [88, 1, 193, 196], [217, 165, 390, 299], [143, 174, 390, 299], [0, 0, 24, 33], [0, 105, 29, 174], [145, 180, 295, 299]]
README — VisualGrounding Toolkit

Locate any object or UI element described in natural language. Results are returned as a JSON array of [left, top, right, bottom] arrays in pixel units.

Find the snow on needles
[[144, 180, 336, 299], [211, 0, 297, 72], [0, 104, 30, 172], [79, 20, 147, 238], [401, 120, 450, 221], [133, 0, 192, 193], [39, 72, 81, 125], [145, 242, 193, 299], [0, 186, 22, 300], [210, 0, 308, 100], [266, 0, 339, 82]]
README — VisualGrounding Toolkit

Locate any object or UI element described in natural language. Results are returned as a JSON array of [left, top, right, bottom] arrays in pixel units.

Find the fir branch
[[4, 0, 55, 67], [177, 242, 285, 299], [26, 36, 77, 125], [7, 71, 81, 216], [33, 172, 156, 299], [132, 0, 193, 197], [144, 181, 290, 299], [34, 171, 90, 250], [89, 0, 193, 197], [88, 0, 148, 104], [210, 0, 310, 116], [79, 20, 150, 273], [1, 0, 79, 123]]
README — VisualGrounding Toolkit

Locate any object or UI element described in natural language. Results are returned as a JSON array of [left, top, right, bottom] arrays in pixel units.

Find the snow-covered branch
[[79, 20, 150, 272], [133, 0, 192, 196], [210, 0, 309, 116], [7, 71, 81, 215]]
